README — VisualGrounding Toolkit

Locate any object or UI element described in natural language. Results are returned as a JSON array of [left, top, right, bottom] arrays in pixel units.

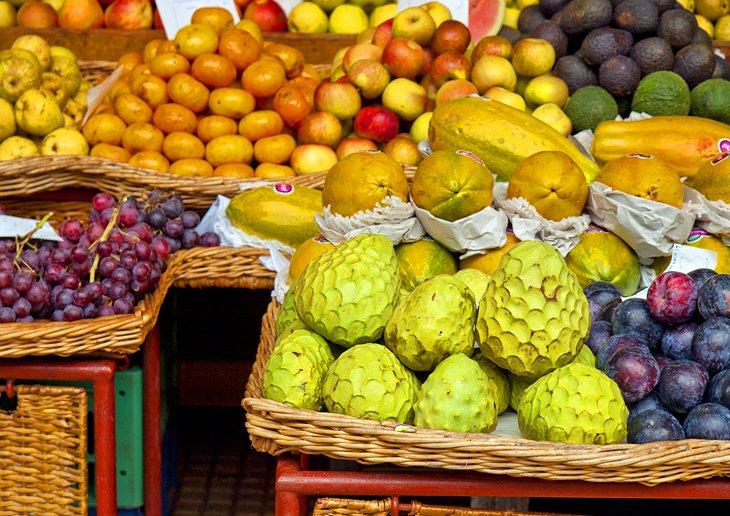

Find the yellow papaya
[[591, 116, 730, 179], [428, 96, 599, 183], [227, 184, 322, 248]]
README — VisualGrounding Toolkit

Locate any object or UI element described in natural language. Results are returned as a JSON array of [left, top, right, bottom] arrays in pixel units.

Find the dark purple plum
[[628, 409, 685, 444], [697, 274, 730, 319], [658, 359, 710, 414], [596, 334, 649, 371], [692, 317, 730, 375], [661, 322, 698, 360], [585, 320, 613, 355], [628, 391, 670, 426], [584, 281, 623, 322], [605, 347, 660, 403], [598, 297, 623, 323], [706, 369, 730, 409], [689, 268, 717, 289], [647, 272, 699, 325], [683, 403, 730, 440], [655, 356, 673, 372], [612, 298, 665, 350]]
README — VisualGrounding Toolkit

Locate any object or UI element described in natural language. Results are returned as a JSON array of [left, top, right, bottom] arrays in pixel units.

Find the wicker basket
[[168, 245, 275, 290], [79, 60, 117, 84], [243, 300, 730, 486], [0, 384, 87, 514], [313, 498, 578, 515]]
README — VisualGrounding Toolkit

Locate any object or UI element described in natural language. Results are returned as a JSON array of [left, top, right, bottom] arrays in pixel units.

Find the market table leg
[[276, 454, 308, 516], [143, 324, 162, 516]]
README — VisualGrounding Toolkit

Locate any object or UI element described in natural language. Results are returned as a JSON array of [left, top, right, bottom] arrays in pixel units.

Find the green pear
[[0, 49, 42, 102], [74, 79, 92, 107], [49, 55, 82, 97], [41, 127, 89, 156], [41, 72, 69, 109], [12, 34, 52, 71], [0, 97, 15, 143], [0, 136, 40, 160], [15, 88, 64, 137], [63, 97, 85, 127], [50, 46, 77, 64]]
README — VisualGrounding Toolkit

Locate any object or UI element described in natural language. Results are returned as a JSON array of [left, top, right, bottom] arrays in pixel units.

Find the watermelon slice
[[469, 0, 506, 44]]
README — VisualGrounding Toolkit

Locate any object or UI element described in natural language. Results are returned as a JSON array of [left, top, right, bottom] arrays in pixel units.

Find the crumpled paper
[[314, 195, 425, 245], [585, 182, 695, 260], [0, 215, 62, 241], [683, 186, 730, 245], [492, 182, 591, 256], [259, 247, 291, 304]]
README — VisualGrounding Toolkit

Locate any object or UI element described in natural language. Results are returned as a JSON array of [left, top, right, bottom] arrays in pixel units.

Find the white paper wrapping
[[683, 187, 730, 245], [314, 195, 425, 245], [259, 247, 292, 304], [585, 182, 695, 260], [492, 182, 591, 256], [0, 215, 62, 241]]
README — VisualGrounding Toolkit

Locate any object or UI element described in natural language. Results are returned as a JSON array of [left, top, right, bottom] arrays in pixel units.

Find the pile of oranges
[[84, 7, 337, 179]]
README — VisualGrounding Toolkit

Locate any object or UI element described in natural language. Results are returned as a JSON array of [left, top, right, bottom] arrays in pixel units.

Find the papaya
[[591, 116, 730, 179], [428, 96, 599, 183], [226, 184, 322, 248]]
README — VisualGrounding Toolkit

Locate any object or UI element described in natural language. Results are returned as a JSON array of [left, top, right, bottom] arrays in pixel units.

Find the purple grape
[[50, 248, 70, 265], [151, 237, 171, 259], [99, 256, 119, 277], [60, 219, 84, 243], [133, 241, 151, 261], [0, 259, 12, 272], [0, 306, 16, 323], [647, 272, 699, 325], [199, 232, 221, 247], [180, 210, 201, 229], [87, 282, 103, 301], [92, 192, 116, 212], [612, 298, 665, 350], [109, 227, 124, 244], [692, 317, 730, 375], [37, 247, 52, 264], [25, 283, 46, 305], [63, 305, 83, 321], [148, 266, 161, 286], [628, 409, 685, 444], [51, 309, 65, 321], [0, 287, 20, 306], [108, 282, 128, 301], [129, 223, 154, 243], [96, 241, 113, 257], [596, 333, 649, 371], [55, 289, 74, 309], [0, 270, 11, 289], [111, 267, 131, 284], [136, 208, 148, 224], [83, 304, 97, 319], [87, 222, 105, 243], [62, 273, 80, 290], [148, 208, 166, 229], [119, 252, 138, 270], [164, 219, 184, 239], [604, 346, 660, 403], [44, 263, 65, 284], [12, 298, 31, 318], [162, 196, 184, 218], [13, 272, 33, 294], [72, 287, 91, 307], [72, 258, 91, 277], [181, 229, 200, 248], [19, 249, 39, 271], [683, 403, 730, 439], [165, 236, 181, 253], [16, 316, 33, 323], [698, 274, 730, 319], [97, 304, 116, 317], [70, 245, 88, 264], [112, 298, 134, 315], [119, 203, 139, 227], [132, 261, 151, 281], [658, 359, 709, 414], [130, 278, 148, 295]]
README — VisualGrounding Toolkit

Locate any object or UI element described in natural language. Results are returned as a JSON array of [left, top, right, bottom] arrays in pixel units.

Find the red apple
[[420, 73, 439, 101], [430, 51, 472, 87], [346, 59, 390, 99], [336, 137, 379, 159], [17, 1, 58, 28], [471, 35, 513, 63], [104, 0, 153, 30], [382, 133, 423, 166], [421, 46, 434, 76], [313, 81, 361, 120], [354, 105, 400, 143], [372, 18, 393, 48], [244, 0, 286, 32], [382, 37, 424, 80], [435, 79, 478, 106], [342, 43, 383, 72], [153, 7, 162, 29], [429, 19, 471, 55], [297, 111, 343, 148]]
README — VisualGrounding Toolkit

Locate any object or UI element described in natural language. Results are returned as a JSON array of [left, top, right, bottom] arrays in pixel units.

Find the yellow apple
[[40, 127, 89, 155], [410, 111, 432, 143], [288, 1, 329, 33], [420, 1, 452, 28], [328, 4, 369, 34], [289, 144, 338, 174], [370, 3, 397, 27], [381, 78, 427, 121]]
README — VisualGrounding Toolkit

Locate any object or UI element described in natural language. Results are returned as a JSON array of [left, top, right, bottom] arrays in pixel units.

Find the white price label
[[665, 243, 718, 274], [82, 65, 125, 126], [0, 215, 62, 242], [156, 0, 240, 40]]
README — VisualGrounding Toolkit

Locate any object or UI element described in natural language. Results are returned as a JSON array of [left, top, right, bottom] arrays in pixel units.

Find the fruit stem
[[89, 197, 126, 283], [14, 212, 53, 270]]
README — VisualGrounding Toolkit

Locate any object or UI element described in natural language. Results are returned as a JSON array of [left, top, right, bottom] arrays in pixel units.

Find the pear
[[0, 97, 15, 143], [50, 46, 77, 63], [15, 88, 64, 137], [41, 127, 89, 156], [12, 34, 52, 71], [0, 49, 42, 102], [50, 56, 82, 97], [73, 79, 92, 108], [41, 72, 69, 109], [0, 136, 40, 160], [63, 97, 85, 127]]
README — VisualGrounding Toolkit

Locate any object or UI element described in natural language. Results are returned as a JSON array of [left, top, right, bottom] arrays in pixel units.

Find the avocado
[[518, 5, 547, 34], [553, 0, 613, 35], [613, 0, 659, 34], [691, 27, 713, 48], [580, 27, 634, 65], [657, 8, 698, 49], [673, 43, 715, 88], [616, 94, 634, 118], [539, 0, 570, 17], [498, 26, 522, 44], [555, 55, 599, 93], [529, 20, 569, 58], [631, 70, 691, 116], [564, 86, 619, 133], [712, 55, 730, 80], [599, 55, 642, 96], [690, 78, 730, 124], [629, 37, 674, 75], [652, 0, 677, 13]]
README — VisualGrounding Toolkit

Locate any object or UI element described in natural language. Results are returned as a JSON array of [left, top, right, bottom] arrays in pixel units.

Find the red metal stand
[[143, 323, 162, 516], [274, 453, 730, 515], [0, 357, 120, 516]]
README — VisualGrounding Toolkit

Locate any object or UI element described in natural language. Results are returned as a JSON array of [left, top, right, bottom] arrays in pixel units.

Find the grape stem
[[14, 212, 53, 271], [89, 197, 127, 283]]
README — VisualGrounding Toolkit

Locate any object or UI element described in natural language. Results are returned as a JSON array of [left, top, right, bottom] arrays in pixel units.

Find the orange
[[191, 53, 237, 89], [298, 63, 324, 83], [152, 103, 197, 134], [168, 158, 214, 177], [167, 73, 210, 113], [459, 232, 521, 275], [122, 122, 164, 154], [142, 39, 164, 64], [94, 102, 116, 116], [241, 59, 286, 98], [205, 135, 253, 167], [190, 6, 234, 34], [174, 24, 219, 60], [118, 51, 143, 75], [156, 40, 177, 54], [287, 76, 318, 107], [127, 63, 151, 85], [273, 85, 311, 129], [238, 110, 284, 142], [128, 151, 169, 173], [83, 113, 127, 146], [197, 115, 238, 143], [108, 79, 132, 103], [253, 133, 297, 164], [218, 28, 260, 71], [213, 163, 255, 178], [597, 154, 683, 208], [394, 238, 458, 290], [130, 74, 169, 108], [255, 162, 296, 178], [149, 52, 190, 80], [208, 88, 255, 119], [114, 93, 153, 125], [162, 132, 206, 161], [288, 236, 336, 284], [90, 143, 131, 163], [264, 43, 305, 78]]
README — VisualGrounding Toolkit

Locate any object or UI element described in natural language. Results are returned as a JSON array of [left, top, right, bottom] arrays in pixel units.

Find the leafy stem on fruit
[[14, 212, 53, 271], [89, 197, 126, 282]]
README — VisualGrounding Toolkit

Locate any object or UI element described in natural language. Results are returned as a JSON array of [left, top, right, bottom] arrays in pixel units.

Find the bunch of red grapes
[[0, 191, 220, 323]]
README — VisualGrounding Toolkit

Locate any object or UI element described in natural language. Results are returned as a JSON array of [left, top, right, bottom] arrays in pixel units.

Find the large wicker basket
[[0, 384, 87, 514], [243, 301, 730, 486]]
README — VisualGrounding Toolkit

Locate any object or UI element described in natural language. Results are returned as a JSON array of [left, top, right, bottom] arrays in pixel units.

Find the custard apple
[[414, 353, 498, 433], [263, 329, 335, 410], [276, 279, 301, 335], [384, 275, 476, 371], [508, 372, 535, 412], [294, 234, 400, 347], [472, 350, 510, 414], [454, 268, 490, 306], [476, 240, 590, 379], [323, 343, 420, 423], [518, 363, 628, 444], [572, 344, 596, 368]]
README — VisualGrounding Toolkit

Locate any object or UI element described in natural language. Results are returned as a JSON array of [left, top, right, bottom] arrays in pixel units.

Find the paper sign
[[0, 215, 62, 242], [156, 0, 240, 40], [82, 65, 125, 126], [397, 0, 469, 27], [277, 0, 300, 16], [664, 243, 718, 274]]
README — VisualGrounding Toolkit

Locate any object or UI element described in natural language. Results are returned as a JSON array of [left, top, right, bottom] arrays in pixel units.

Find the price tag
[[0, 215, 62, 242], [397, 0, 469, 28], [156, 0, 240, 40], [665, 243, 718, 274], [81, 65, 125, 127]]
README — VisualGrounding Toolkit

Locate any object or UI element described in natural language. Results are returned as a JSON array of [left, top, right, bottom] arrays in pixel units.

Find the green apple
[[0, 135, 40, 160], [41, 127, 90, 156], [0, 97, 15, 143], [288, 2, 329, 33], [50, 46, 77, 63], [328, 4, 369, 34], [15, 88, 64, 137]]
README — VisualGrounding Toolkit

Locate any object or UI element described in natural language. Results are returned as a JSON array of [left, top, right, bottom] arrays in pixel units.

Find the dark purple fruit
[[683, 403, 730, 440], [658, 359, 709, 414], [688, 268, 717, 289], [612, 298, 665, 350], [596, 333, 649, 371], [599, 297, 623, 323], [692, 316, 730, 375], [628, 391, 669, 426], [697, 274, 730, 319], [655, 356, 673, 371], [605, 347, 660, 403], [660, 322, 698, 360], [647, 271, 699, 325], [585, 320, 613, 355], [584, 281, 622, 322], [706, 369, 730, 409], [628, 409, 685, 443]]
